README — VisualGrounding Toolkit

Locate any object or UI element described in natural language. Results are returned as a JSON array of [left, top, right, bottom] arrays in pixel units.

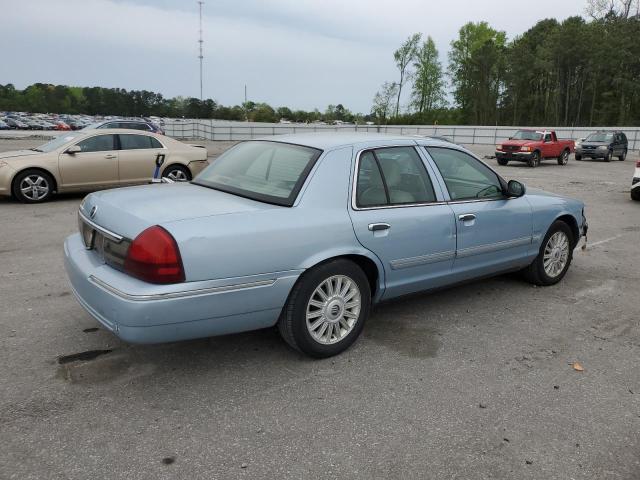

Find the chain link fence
[[164, 120, 640, 150]]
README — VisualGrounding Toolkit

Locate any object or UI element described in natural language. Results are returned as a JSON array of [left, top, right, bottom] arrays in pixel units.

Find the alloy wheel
[[166, 169, 189, 182], [543, 231, 570, 278], [20, 175, 49, 201], [306, 275, 361, 345]]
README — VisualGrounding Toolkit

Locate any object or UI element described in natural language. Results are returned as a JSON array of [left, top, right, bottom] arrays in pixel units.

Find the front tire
[[619, 150, 627, 161], [527, 151, 540, 168], [522, 221, 574, 286], [604, 151, 612, 162], [278, 259, 371, 358], [575, 154, 582, 161], [12, 169, 55, 203], [631, 189, 640, 201], [557, 149, 569, 165], [497, 158, 509, 166]]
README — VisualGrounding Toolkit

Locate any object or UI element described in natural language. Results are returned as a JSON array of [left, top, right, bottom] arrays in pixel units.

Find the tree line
[[0, 83, 362, 124], [2, 1, 640, 126], [375, 0, 640, 126]]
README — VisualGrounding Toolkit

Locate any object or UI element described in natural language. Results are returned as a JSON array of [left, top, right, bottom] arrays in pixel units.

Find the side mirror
[[66, 145, 81, 154], [506, 180, 526, 198]]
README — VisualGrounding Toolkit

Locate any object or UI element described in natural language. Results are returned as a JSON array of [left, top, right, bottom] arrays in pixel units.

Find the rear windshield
[[511, 130, 542, 141], [586, 132, 614, 142], [193, 141, 322, 207]]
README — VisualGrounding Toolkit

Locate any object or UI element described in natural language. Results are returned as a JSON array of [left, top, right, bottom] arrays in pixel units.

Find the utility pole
[[197, 1, 204, 101], [244, 84, 247, 104]]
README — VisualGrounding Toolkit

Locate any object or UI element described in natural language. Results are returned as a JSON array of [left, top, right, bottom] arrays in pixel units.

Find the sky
[[2, 0, 587, 113]]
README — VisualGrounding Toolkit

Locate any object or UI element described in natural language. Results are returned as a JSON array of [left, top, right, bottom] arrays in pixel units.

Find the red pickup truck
[[495, 130, 574, 168]]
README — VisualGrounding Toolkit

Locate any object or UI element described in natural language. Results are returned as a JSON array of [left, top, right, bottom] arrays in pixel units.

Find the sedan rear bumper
[[64, 233, 301, 343]]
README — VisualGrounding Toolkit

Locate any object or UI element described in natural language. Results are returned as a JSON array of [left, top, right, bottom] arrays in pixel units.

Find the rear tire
[[278, 259, 371, 358], [12, 169, 55, 203], [619, 150, 627, 161], [162, 164, 192, 182], [604, 151, 612, 162], [557, 149, 569, 165], [497, 158, 509, 166], [522, 221, 574, 286], [527, 151, 540, 168]]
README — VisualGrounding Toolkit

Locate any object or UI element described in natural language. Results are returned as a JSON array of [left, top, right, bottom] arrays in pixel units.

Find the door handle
[[458, 214, 476, 222], [104, 154, 117, 159], [368, 223, 390, 232]]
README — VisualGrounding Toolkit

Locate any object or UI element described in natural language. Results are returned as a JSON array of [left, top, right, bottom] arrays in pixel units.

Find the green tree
[[372, 81, 399, 124], [411, 36, 445, 115], [393, 33, 422, 117], [448, 22, 506, 124]]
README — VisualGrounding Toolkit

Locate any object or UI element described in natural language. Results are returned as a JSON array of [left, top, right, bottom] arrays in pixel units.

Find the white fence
[[164, 121, 640, 150]]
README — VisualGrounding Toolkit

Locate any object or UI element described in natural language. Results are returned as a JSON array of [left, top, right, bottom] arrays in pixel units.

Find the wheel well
[[556, 214, 579, 247], [310, 254, 380, 298], [12, 167, 58, 195]]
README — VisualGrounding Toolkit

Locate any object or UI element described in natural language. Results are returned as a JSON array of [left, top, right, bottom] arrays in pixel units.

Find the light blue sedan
[[64, 133, 588, 357]]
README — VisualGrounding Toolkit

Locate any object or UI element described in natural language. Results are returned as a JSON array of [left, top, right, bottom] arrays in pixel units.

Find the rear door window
[[119, 134, 153, 150], [355, 146, 436, 208]]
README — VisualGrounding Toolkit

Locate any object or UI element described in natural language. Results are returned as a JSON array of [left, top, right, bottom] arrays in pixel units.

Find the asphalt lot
[[1, 138, 639, 480]]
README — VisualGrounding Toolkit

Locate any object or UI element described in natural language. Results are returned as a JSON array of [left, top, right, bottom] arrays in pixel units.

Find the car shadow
[[56, 272, 536, 387]]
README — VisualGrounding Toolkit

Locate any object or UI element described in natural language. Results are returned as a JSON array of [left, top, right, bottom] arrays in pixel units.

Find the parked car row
[[495, 129, 630, 168], [0, 111, 165, 133], [494, 129, 639, 201]]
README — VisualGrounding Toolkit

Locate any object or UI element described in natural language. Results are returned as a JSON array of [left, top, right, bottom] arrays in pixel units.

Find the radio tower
[[197, 1, 204, 101]]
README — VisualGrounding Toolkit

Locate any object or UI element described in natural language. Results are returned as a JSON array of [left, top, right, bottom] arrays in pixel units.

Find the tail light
[[124, 226, 185, 284], [636, 160, 640, 168]]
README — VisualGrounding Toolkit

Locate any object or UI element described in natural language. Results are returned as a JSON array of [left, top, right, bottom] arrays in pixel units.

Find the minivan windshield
[[193, 141, 322, 207], [32, 134, 80, 153], [511, 130, 543, 141], [586, 132, 614, 142]]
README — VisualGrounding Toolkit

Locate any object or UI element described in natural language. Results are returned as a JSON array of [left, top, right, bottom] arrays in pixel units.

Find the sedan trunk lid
[[82, 182, 277, 240]]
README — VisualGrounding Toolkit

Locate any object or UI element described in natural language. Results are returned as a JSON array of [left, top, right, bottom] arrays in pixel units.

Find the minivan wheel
[[522, 220, 574, 286], [162, 165, 192, 182], [604, 151, 612, 162], [619, 150, 626, 161], [278, 259, 371, 358], [12, 169, 54, 203]]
